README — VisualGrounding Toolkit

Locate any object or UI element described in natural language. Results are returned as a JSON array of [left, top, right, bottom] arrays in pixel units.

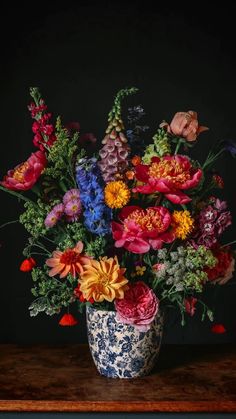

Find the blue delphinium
[[76, 157, 112, 235]]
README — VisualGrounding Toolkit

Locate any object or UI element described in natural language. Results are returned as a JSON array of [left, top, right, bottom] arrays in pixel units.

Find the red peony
[[112, 205, 175, 254], [115, 281, 159, 331], [0, 150, 46, 191], [133, 155, 202, 204]]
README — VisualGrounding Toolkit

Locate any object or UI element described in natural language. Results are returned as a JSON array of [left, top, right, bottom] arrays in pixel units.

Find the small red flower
[[59, 313, 78, 326], [20, 257, 36, 272], [184, 297, 197, 316], [212, 174, 224, 189], [211, 324, 226, 334]]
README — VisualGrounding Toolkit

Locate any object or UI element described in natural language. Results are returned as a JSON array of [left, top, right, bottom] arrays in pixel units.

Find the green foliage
[[29, 267, 77, 316], [43, 117, 79, 189], [143, 128, 171, 163], [19, 199, 55, 238]]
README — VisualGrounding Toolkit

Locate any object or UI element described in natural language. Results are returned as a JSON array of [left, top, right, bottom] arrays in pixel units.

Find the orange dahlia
[[79, 256, 129, 302], [46, 241, 90, 278]]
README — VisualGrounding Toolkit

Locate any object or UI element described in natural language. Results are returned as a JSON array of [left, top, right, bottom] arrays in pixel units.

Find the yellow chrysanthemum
[[104, 181, 130, 209], [79, 256, 129, 302], [172, 210, 194, 240]]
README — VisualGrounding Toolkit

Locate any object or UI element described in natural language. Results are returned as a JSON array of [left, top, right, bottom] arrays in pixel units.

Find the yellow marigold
[[172, 210, 194, 240], [79, 256, 129, 302], [104, 180, 130, 209]]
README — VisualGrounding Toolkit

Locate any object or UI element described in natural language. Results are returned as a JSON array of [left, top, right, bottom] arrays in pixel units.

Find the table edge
[[0, 400, 236, 412]]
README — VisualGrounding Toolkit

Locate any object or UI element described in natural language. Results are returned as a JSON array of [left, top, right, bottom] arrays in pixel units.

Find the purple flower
[[63, 189, 80, 204], [44, 203, 64, 228], [64, 199, 82, 217], [216, 211, 232, 235]]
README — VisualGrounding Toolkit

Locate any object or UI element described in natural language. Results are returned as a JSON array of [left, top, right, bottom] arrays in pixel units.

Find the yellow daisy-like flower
[[172, 210, 194, 240], [136, 266, 146, 276], [104, 181, 130, 209], [79, 256, 129, 302]]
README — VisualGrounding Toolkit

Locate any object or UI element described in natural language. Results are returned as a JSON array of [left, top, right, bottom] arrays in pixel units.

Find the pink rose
[[184, 297, 197, 316], [160, 111, 208, 142], [115, 281, 159, 331]]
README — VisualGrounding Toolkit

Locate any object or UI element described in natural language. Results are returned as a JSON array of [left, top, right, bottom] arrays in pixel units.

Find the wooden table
[[0, 344, 235, 413]]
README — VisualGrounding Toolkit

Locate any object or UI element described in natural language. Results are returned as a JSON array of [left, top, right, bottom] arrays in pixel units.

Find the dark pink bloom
[[1, 150, 46, 191], [160, 111, 208, 142], [115, 281, 159, 331], [112, 205, 175, 254], [184, 297, 197, 316], [133, 155, 202, 204]]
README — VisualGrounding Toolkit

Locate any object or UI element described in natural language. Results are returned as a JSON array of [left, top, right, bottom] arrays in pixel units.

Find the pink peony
[[133, 155, 202, 204], [115, 281, 159, 331], [112, 205, 175, 254], [0, 150, 46, 191], [160, 111, 208, 142]]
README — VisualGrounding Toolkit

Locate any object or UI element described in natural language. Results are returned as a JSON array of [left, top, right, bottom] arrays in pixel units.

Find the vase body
[[86, 305, 164, 379]]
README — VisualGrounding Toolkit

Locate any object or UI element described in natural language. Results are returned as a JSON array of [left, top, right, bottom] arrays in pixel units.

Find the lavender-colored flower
[[52, 203, 64, 217], [44, 203, 64, 228], [44, 211, 58, 228], [222, 139, 236, 157], [64, 199, 82, 217], [63, 189, 80, 204]]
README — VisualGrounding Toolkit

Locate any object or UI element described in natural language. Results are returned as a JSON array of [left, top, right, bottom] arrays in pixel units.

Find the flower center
[[60, 250, 80, 264], [126, 208, 165, 232], [13, 162, 30, 181], [148, 159, 191, 186]]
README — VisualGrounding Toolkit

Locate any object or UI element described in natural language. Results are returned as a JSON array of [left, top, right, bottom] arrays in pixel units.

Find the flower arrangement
[[1, 87, 235, 332]]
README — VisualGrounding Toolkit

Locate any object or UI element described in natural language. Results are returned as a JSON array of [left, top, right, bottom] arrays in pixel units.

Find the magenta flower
[[64, 199, 82, 217], [44, 203, 64, 228], [115, 281, 159, 331], [133, 155, 202, 204], [112, 205, 175, 254], [63, 189, 80, 205]]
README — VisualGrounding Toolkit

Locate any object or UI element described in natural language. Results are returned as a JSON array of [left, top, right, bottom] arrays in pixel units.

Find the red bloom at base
[[20, 258, 36, 272], [59, 313, 78, 326], [211, 324, 226, 334]]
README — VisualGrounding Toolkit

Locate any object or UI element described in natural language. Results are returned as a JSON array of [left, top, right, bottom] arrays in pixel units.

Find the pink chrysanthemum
[[63, 189, 80, 204]]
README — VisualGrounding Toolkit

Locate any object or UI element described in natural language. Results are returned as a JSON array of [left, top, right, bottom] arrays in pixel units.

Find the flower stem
[[0, 185, 37, 205]]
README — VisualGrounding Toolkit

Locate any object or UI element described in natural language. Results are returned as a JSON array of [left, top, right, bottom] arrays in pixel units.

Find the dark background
[[0, 0, 236, 344]]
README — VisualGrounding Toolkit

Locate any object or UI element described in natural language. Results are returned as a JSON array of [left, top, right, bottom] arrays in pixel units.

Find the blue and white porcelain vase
[[86, 305, 164, 379]]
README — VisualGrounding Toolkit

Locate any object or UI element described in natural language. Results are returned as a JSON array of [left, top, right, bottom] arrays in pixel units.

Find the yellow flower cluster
[[104, 180, 130, 209], [171, 210, 194, 240]]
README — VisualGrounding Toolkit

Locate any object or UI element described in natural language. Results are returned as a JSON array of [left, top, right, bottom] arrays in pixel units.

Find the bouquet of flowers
[[1, 87, 235, 331]]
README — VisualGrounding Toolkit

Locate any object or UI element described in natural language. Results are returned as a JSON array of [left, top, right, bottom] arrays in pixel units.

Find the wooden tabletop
[[0, 343, 235, 413]]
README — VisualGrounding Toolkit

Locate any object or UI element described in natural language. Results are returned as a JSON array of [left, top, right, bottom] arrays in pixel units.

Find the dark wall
[[0, 1, 236, 344]]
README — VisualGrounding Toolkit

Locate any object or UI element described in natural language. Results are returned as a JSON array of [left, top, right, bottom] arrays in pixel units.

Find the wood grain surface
[[0, 344, 235, 412]]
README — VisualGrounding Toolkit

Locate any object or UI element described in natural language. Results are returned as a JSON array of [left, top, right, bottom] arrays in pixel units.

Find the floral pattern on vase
[[86, 305, 164, 378]]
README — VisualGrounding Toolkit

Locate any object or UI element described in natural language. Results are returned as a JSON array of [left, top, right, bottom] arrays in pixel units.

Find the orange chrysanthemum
[[79, 256, 129, 303], [46, 241, 90, 278]]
